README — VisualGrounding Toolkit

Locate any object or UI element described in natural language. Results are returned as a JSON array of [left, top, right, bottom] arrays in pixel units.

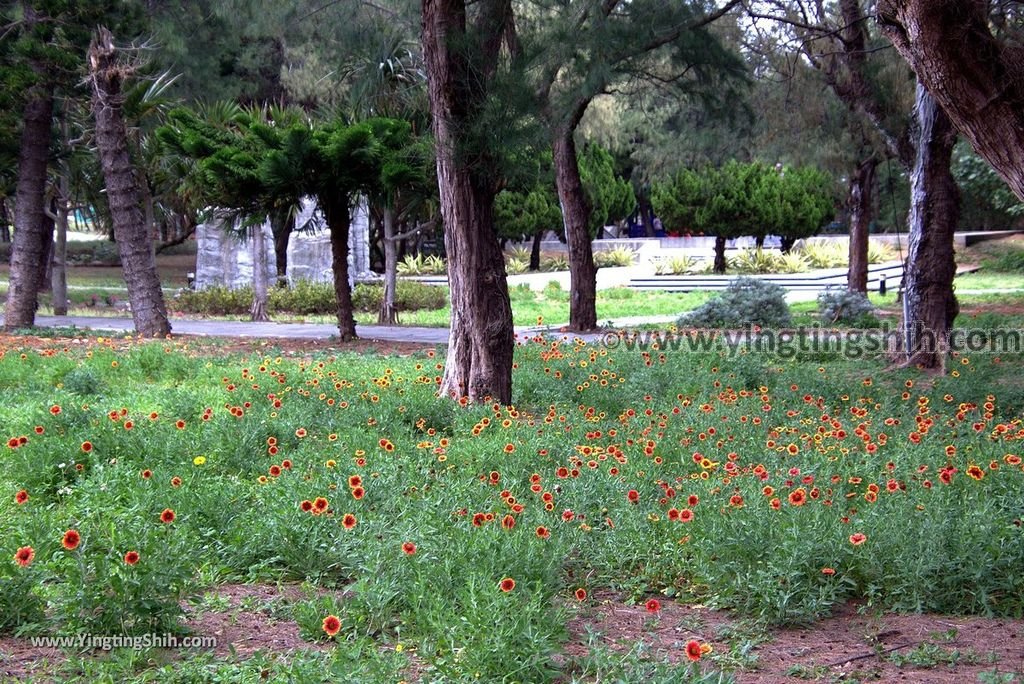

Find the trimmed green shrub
[[679, 277, 791, 328], [818, 288, 877, 326]]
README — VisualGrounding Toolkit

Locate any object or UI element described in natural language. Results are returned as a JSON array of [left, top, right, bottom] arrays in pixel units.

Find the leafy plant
[[594, 247, 638, 268], [679, 277, 792, 328], [818, 288, 878, 326], [541, 254, 569, 272], [653, 254, 697, 275]]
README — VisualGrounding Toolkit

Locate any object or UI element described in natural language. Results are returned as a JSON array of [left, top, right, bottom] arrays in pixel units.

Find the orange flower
[[821, 567, 836, 575], [645, 598, 661, 613], [679, 508, 694, 523], [160, 508, 176, 524], [14, 546, 34, 567], [351, 486, 365, 500], [14, 490, 28, 505], [574, 587, 587, 601], [535, 526, 550, 539], [170, 476, 182, 488], [322, 614, 342, 637], [788, 488, 806, 506], [81, 441, 93, 453], [300, 500, 314, 512], [341, 513, 357, 529], [685, 639, 702, 661], [313, 497, 329, 513], [175, 420, 186, 430], [269, 465, 282, 477], [62, 529, 81, 551], [347, 475, 362, 488], [849, 532, 867, 546], [141, 469, 152, 480], [401, 541, 417, 555], [499, 577, 516, 592], [966, 464, 985, 481], [124, 550, 140, 565]]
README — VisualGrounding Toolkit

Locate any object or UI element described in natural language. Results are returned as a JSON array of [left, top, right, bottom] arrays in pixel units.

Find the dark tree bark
[[779, 236, 796, 254], [553, 130, 598, 331], [322, 197, 357, 341], [0, 202, 11, 242], [88, 27, 171, 337], [273, 224, 290, 287], [529, 228, 542, 271], [638, 193, 656, 238], [713, 235, 727, 274], [878, 0, 1024, 202], [900, 83, 960, 369], [847, 155, 878, 293], [423, 0, 515, 404], [4, 85, 54, 329]]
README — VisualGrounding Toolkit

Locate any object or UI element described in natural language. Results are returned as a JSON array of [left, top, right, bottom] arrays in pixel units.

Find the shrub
[[541, 254, 569, 272], [504, 245, 531, 263], [981, 246, 1024, 273], [867, 240, 897, 264], [174, 280, 447, 316], [505, 258, 528, 275], [653, 254, 696, 275], [777, 252, 810, 273], [729, 248, 781, 274], [679, 277, 791, 328], [817, 288, 877, 326], [397, 254, 447, 276], [798, 241, 847, 269], [594, 247, 637, 268], [0, 240, 122, 266]]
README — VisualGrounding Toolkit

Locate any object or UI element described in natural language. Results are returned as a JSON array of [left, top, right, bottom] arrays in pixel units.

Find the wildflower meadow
[[0, 334, 1022, 681]]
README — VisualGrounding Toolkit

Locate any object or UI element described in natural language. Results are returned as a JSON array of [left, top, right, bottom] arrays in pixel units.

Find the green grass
[[0, 319, 1023, 681]]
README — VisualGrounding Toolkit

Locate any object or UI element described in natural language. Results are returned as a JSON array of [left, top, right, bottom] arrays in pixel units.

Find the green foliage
[[495, 186, 562, 241], [174, 280, 447, 316], [579, 144, 636, 235], [680, 277, 792, 328], [867, 240, 897, 264], [653, 254, 698, 275], [818, 289, 878, 326], [797, 241, 847, 269], [0, 240, 120, 266], [541, 254, 569, 272], [396, 254, 446, 276], [593, 247, 638, 268], [652, 161, 835, 243]]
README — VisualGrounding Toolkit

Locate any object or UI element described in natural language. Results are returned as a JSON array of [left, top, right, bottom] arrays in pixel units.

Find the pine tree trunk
[[250, 222, 269, 322], [89, 28, 171, 337], [847, 156, 877, 293], [779, 236, 796, 254], [553, 132, 598, 331], [52, 174, 70, 316], [322, 197, 357, 341], [4, 86, 54, 329], [529, 229, 542, 271], [879, 0, 1024, 203], [423, 0, 515, 404], [0, 201, 10, 242], [901, 82, 959, 369], [713, 235, 727, 274], [378, 207, 399, 325]]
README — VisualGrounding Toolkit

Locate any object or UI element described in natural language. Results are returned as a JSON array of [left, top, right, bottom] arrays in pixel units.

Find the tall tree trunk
[[779, 236, 796, 254], [39, 198, 54, 294], [273, 224, 290, 287], [900, 83, 959, 369], [638, 192, 656, 238], [378, 207, 399, 325], [713, 235, 727, 274], [529, 228, 542, 271], [879, 0, 1024, 202], [88, 27, 171, 337], [553, 131, 598, 331], [0, 202, 10, 242], [250, 221, 269, 322], [322, 197, 357, 341], [847, 156, 878, 293], [4, 86, 54, 329], [51, 173, 70, 316], [423, 0, 515, 404]]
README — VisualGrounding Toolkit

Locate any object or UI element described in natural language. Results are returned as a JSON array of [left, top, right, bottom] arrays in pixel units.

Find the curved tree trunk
[[4, 85, 54, 329], [322, 197, 357, 341], [553, 131, 598, 331], [423, 0, 515, 405], [900, 83, 959, 370], [378, 207, 399, 325], [847, 156, 877, 293], [879, 0, 1024, 203], [713, 235, 727, 274], [89, 28, 171, 338]]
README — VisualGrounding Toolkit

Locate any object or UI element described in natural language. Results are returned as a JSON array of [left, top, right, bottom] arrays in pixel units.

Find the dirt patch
[[564, 592, 1024, 682]]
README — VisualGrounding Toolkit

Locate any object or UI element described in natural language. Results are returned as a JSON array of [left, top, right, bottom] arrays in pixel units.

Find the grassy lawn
[[0, 320, 1022, 681]]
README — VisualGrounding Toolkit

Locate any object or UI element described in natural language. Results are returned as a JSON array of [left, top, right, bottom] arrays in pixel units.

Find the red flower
[[170, 476, 182, 488], [50, 405, 61, 415], [81, 441, 93, 453], [124, 550, 140, 565], [13, 546, 34, 567], [821, 567, 836, 575], [300, 500, 314, 512], [62, 529, 81, 551], [14, 490, 28, 505], [535, 526, 550, 539], [645, 598, 661, 613], [269, 465, 282, 477], [141, 469, 152, 480], [322, 614, 342, 637], [627, 489, 639, 503], [685, 639, 703, 661], [160, 508, 176, 524], [788, 488, 806, 506], [341, 513, 357, 529], [402, 541, 417, 555], [849, 532, 867, 546], [499, 577, 516, 592], [175, 420, 186, 430], [351, 486, 365, 500], [501, 514, 516, 530], [574, 588, 587, 601], [313, 497, 329, 513]]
